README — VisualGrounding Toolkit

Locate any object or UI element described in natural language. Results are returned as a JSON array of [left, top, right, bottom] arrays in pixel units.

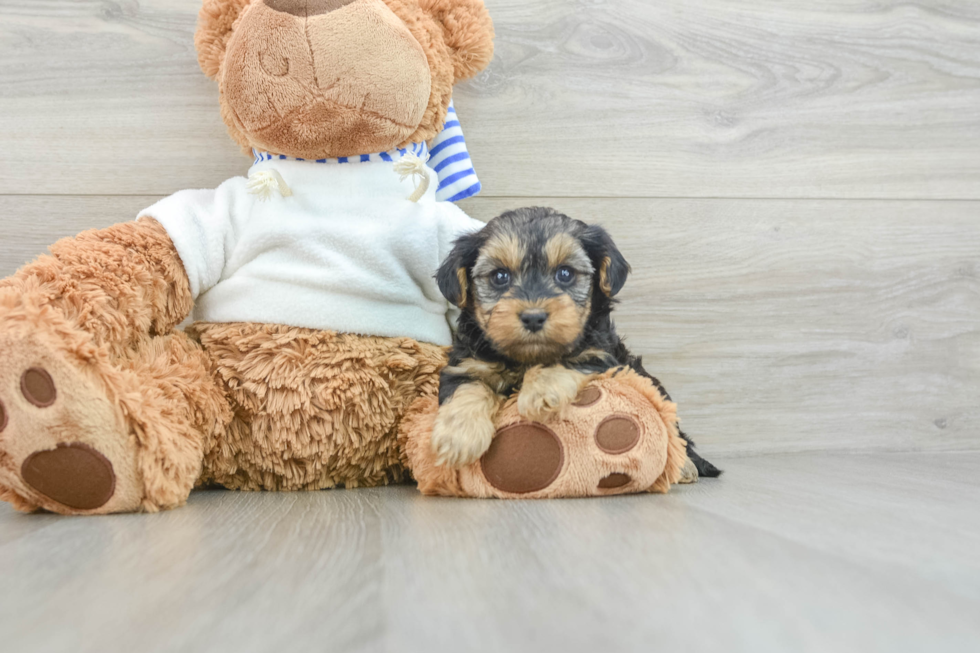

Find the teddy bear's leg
[[0, 219, 228, 514], [402, 369, 693, 499], [0, 218, 193, 355], [190, 323, 446, 492]]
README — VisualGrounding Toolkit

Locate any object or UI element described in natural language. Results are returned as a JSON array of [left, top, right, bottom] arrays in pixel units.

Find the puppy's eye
[[490, 269, 511, 289], [555, 266, 576, 285]]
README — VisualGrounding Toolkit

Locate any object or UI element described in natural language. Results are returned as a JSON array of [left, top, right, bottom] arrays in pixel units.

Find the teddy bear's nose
[[265, 0, 358, 17]]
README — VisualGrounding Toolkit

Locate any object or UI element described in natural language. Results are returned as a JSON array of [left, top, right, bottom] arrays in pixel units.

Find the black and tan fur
[[432, 206, 721, 477]]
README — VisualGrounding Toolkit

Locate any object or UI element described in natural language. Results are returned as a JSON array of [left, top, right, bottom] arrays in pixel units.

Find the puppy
[[432, 206, 720, 480]]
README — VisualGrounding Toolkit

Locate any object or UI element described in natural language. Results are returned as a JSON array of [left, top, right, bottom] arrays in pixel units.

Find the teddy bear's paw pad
[[480, 423, 564, 494], [20, 367, 57, 407], [594, 415, 640, 454], [598, 473, 631, 489], [21, 443, 116, 511], [0, 346, 141, 514], [572, 386, 602, 408]]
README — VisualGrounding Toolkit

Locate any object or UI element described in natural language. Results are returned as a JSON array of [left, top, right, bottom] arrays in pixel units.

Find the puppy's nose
[[520, 310, 548, 333], [265, 0, 358, 16]]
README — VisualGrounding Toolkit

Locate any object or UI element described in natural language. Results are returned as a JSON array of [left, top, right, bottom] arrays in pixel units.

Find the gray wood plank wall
[[0, 0, 977, 458]]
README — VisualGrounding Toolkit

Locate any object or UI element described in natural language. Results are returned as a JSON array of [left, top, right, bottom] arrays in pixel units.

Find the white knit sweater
[[138, 155, 483, 346]]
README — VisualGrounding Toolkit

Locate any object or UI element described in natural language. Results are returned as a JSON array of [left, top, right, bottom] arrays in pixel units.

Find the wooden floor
[[0, 0, 978, 651], [2, 452, 979, 652]]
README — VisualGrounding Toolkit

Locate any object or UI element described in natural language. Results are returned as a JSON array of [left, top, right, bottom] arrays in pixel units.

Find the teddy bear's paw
[[431, 407, 496, 469], [0, 334, 142, 514]]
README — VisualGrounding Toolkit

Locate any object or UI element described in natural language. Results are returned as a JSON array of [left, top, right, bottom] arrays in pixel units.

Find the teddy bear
[[0, 0, 497, 515], [0, 0, 699, 516]]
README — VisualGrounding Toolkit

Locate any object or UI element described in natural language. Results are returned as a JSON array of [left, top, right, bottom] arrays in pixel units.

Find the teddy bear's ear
[[195, 0, 252, 80], [417, 0, 495, 81]]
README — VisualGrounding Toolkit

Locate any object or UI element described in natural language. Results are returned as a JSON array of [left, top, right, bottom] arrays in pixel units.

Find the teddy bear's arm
[[0, 218, 192, 354], [135, 181, 248, 301]]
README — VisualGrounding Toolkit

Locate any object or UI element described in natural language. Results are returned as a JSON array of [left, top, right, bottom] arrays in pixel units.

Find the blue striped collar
[[251, 100, 481, 203], [252, 141, 429, 166]]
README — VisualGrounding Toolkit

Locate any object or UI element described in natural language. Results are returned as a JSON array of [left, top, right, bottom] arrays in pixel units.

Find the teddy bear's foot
[[0, 288, 226, 515], [400, 369, 692, 499], [0, 334, 143, 514]]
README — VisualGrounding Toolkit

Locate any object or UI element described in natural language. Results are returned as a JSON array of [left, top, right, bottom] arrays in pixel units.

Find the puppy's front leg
[[432, 379, 503, 468], [518, 365, 593, 422]]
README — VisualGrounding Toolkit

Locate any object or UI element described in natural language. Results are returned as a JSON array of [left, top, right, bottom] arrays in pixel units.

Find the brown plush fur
[[0, 219, 192, 356], [0, 0, 497, 514], [0, 220, 225, 513], [199, 0, 493, 157], [191, 323, 445, 491], [418, 0, 495, 80], [399, 368, 689, 499], [196, 0, 252, 80], [0, 217, 447, 514]]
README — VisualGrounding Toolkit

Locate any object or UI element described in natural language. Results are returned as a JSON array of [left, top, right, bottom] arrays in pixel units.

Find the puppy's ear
[[437, 231, 483, 307], [581, 225, 631, 297], [418, 0, 495, 81], [196, 0, 251, 80]]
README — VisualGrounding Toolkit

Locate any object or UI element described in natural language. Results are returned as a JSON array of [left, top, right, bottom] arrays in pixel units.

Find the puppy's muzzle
[[520, 309, 548, 333]]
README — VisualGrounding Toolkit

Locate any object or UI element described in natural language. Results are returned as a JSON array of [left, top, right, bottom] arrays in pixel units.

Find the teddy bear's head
[[195, 0, 493, 159]]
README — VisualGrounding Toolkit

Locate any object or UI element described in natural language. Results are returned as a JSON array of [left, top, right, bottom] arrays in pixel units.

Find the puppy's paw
[[677, 457, 699, 484], [430, 382, 501, 468], [517, 384, 569, 422], [517, 366, 590, 422], [431, 410, 496, 468]]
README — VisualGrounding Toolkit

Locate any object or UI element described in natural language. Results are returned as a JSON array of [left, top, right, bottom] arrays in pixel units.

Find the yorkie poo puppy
[[432, 206, 720, 479]]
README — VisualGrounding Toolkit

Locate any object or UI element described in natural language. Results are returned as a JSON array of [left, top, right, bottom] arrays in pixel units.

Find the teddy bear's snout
[[265, 0, 359, 17]]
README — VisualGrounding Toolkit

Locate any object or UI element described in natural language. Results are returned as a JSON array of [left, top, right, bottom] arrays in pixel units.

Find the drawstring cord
[[246, 169, 292, 200], [393, 152, 431, 203], [245, 151, 430, 203]]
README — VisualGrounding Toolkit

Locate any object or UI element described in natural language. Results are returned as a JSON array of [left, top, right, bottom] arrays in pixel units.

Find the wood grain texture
[[1, 0, 979, 197], [4, 195, 976, 455], [0, 195, 158, 273], [461, 197, 980, 455], [0, 452, 978, 653], [1, 2, 977, 650]]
